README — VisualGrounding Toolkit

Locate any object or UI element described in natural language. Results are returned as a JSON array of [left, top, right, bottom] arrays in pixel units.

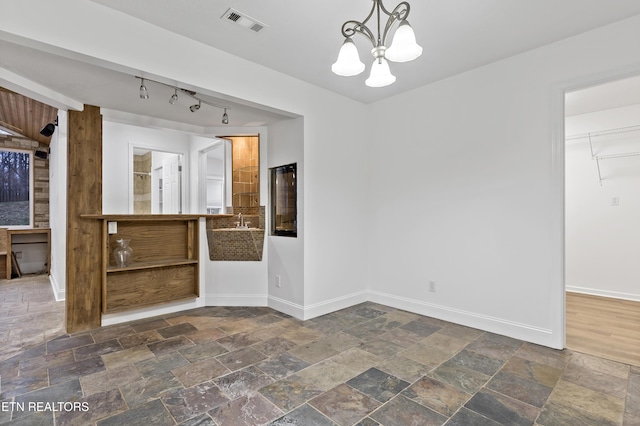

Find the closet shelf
[[566, 124, 640, 141], [566, 124, 640, 185]]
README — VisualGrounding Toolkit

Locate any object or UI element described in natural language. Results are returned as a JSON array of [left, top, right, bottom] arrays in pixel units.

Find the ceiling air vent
[[221, 8, 267, 33]]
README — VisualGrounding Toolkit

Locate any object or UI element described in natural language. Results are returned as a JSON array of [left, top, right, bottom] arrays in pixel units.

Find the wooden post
[[66, 105, 102, 333]]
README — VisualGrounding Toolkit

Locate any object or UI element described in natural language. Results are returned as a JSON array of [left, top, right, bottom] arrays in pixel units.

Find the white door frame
[[551, 66, 640, 350]]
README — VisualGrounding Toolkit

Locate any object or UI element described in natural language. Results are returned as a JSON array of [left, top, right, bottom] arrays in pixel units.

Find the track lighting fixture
[[135, 76, 230, 124], [139, 78, 149, 99], [169, 88, 178, 105], [189, 101, 201, 112]]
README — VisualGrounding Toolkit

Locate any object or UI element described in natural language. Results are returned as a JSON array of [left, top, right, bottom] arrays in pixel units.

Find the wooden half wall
[[66, 105, 102, 333]]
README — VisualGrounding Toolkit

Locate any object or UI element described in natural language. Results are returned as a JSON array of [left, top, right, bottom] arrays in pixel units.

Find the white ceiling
[[565, 74, 640, 117], [88, 0, 640, 104], [2, 1, 640, 128]]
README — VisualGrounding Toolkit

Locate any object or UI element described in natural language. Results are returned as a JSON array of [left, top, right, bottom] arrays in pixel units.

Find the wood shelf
[[106, 258, 198, 273], [92, 215, 200, 314]]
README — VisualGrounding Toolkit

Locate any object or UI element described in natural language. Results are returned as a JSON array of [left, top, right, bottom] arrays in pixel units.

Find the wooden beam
[[66, 105, 102, 333]]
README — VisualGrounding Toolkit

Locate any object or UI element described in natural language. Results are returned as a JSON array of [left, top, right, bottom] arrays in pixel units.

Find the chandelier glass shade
[[385, 20, 422, 62], [365, 58, 396, 87], [331, 0, 422, 88], [331, 38, 365, 76]]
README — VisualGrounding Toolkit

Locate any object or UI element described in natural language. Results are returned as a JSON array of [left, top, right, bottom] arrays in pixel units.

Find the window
[[0, 148, 33, 227], [270, 163, 297, 237]]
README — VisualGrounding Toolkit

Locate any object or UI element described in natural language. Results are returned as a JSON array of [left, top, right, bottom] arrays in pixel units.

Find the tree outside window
[[0, 149, 32, 227]]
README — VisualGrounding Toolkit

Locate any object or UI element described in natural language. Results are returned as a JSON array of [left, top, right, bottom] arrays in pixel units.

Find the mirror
[[133, 148, 183, 214]]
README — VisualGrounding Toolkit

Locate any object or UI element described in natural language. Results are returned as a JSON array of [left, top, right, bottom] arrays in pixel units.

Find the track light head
[[139, 78, 149, 99], [169, 88, 178, 105], [134, 77, 232, 123], [189, 101, 201, 112]]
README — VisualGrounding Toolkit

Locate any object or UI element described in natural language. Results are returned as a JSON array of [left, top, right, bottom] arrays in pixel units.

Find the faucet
[[237, 213, 245, 228]]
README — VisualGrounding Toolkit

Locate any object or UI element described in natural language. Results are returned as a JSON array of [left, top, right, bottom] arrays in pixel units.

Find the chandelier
[[331, 0, 423, 88]]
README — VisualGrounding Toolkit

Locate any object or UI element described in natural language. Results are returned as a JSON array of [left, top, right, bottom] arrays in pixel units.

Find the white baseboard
[[267, 291, 368, 321], [217, 290, 558, 347], [102, 298, 204, 326], [302, 291, 369, 320], [49, 274, 65, 302], [368, 290, 558, 349], [566, 286, 640, 302], [268, 295, 304, 320], [92, 287, 561, 348]]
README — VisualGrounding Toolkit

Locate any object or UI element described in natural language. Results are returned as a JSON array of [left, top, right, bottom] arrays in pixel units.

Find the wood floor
[[566, 291, 640, 366]]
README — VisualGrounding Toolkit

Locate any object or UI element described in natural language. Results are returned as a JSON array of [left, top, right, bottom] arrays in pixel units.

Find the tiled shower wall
[[133, 152, 151, 214], [231, 136, 260, 208]]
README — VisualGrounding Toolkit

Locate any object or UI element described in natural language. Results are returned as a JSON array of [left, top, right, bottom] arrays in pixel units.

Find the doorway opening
[[131, 148, 185, 214], [199, 138, 232, 214], [564, 74, 640, 366]]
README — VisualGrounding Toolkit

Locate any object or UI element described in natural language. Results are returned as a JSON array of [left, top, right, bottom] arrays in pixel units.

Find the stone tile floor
[[0, 276, 639, 425], [0, 276, 65, 363]]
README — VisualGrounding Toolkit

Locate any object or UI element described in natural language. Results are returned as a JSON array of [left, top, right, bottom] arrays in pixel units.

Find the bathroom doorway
[[199, 138, 232, 214]]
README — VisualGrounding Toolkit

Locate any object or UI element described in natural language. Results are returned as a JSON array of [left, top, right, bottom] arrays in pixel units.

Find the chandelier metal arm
[[340, 0, 412, 49], [378, 0, 410, 18], [341, 20, 377, 48], [381, 2, 410, 46]]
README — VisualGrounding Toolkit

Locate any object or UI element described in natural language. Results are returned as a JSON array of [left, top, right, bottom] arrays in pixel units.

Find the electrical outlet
[[15, 251, 22, 259], [275, 275, 281, 288], [428, 280, 436, 292], [108, 221, 118, 234]]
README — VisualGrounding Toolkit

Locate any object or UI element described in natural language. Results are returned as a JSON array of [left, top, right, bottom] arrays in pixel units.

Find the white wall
[[366, 14, 640, 349], [267, 118, 306, 315], [48, 111, 67, 301], [565, 103, 640, 301]]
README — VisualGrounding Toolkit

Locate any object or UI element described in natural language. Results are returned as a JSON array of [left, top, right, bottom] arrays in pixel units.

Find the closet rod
[[566, 124, 640, 141]]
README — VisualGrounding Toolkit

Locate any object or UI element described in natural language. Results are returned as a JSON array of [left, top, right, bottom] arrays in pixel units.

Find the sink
[[206, 228, 265, 261]]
